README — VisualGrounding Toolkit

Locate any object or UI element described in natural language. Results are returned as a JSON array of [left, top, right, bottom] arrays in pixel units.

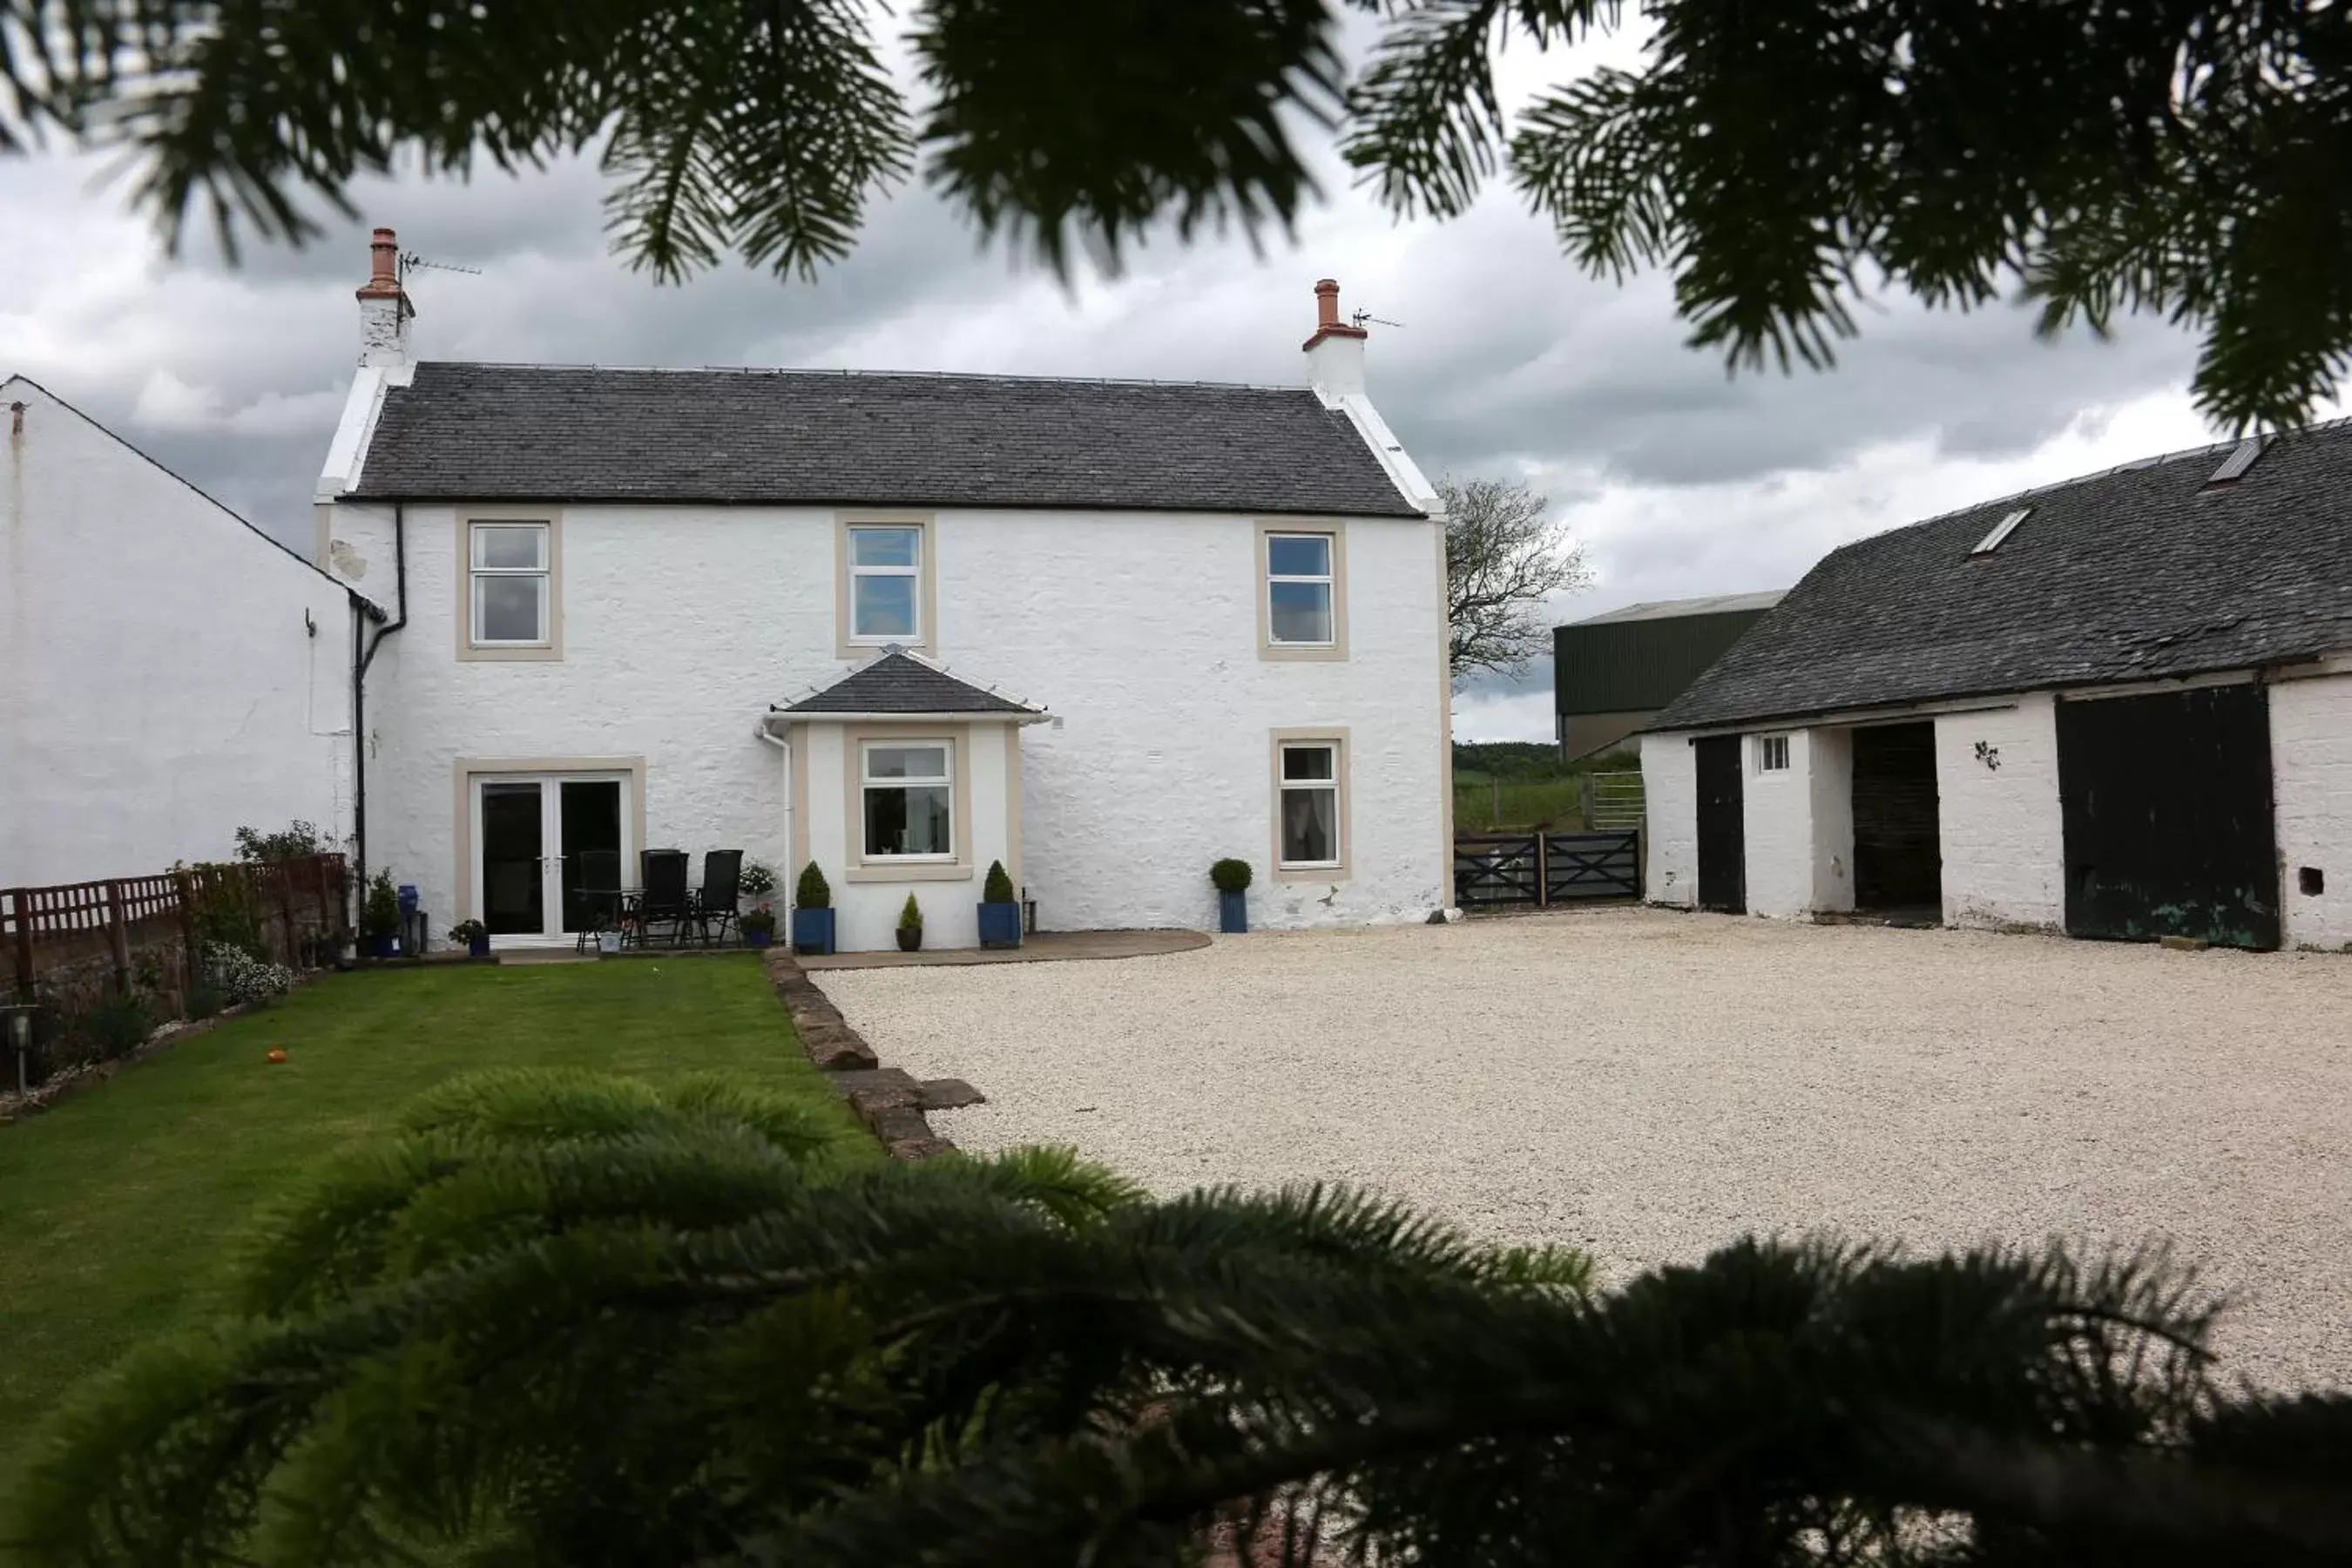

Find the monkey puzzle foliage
[[10, 1067, 2352, 1565], [3, 1, 2347, 429]]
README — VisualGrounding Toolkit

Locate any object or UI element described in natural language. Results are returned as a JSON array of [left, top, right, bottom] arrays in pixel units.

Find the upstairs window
[[1266, 531, 1335, 645], [848, 525, 923, 643], [862, 741, 953, 859], [469, 521, 551, 647]]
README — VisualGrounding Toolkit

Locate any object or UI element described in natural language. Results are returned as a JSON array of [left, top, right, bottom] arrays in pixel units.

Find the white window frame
[[1275, 737, 1345, 872], [1755, 733, 1791, 774], [1265, 531, 1336, 647], [847, 524, 924, 646], [459, 514, 561, 661], [860, 739, 955, 862]]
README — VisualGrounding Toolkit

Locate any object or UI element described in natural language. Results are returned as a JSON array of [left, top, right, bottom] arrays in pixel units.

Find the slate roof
[[778, 651, 1040, 716], [348, 362, 1423, 517], [1652, 420, 2352, 732]]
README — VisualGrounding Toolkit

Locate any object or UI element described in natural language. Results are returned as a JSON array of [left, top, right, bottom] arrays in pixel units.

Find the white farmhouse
[[1, 376, 366, 886], [314, 230, 1452, 952], [1642, 425, 2352, 952]]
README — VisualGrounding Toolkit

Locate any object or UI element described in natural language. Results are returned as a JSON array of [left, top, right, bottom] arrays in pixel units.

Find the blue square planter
[[790, 907, 835, 956], [1218, 889, 1248, 934], [977, 901, 1022, 950]]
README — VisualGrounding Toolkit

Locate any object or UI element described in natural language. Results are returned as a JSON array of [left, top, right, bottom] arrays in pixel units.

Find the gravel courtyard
[[815, 909, 2352, 1389]]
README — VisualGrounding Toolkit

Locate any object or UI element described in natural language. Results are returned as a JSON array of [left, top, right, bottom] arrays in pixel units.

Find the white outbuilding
[[1642, 423, 2352, 952]]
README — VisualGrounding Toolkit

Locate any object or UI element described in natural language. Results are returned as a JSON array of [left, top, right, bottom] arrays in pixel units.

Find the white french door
[[470, 773, 634, 946]]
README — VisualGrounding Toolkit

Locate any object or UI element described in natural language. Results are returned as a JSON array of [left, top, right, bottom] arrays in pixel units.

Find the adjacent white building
[[0, 375, 365, 886], [1643, 425, 2352, 953], [314, 230, 1453, 951]]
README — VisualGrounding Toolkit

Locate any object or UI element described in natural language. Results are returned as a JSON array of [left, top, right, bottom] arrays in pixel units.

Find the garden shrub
[[186, 979, 225, 1020], [897, 893, 923, 929], [1210, 857, 1253, 894], [204, 943, 295, 1008], [78, 991, 154, 1060], [794, 861, 831, 910], [983, 861, 1016, 904], [234, 821, 328, 863]]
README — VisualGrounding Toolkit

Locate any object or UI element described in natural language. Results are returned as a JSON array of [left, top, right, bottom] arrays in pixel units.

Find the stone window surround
[[835, 511, 937, 659], [1255, 518, 1349, 662], [842, 722, 974, 883], [456, 508, 564, 662], [1269, 725, 1352, 881]]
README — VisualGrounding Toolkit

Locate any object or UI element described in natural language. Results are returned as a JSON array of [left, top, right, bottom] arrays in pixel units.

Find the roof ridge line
[[414, 360, 1313, 396], [1881, 411, 2352, 539]]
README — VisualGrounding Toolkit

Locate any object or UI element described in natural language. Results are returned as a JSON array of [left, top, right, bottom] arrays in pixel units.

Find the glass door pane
[[558, 780, 623, 934], [480, 783, 544, 936]]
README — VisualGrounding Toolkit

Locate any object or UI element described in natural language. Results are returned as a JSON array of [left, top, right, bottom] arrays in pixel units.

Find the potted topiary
[[740, 904, 777, 950], [362, 871, 402, 958], [1210, 858, 1253, 934], [977, 860, 1021, 949], [896, 893, 923, 953], [790, 862, 835, 955], [448, 918, 491, 961], [739, 858, 778, 906]]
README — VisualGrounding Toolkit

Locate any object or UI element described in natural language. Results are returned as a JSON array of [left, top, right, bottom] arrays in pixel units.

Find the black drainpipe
[[349, 502, 409, 929]]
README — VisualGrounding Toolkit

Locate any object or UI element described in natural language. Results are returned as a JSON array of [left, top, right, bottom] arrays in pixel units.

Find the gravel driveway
[[814, 909, 2352, 1389]]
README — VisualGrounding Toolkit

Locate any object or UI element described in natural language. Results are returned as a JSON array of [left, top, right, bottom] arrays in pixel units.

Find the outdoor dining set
[[571, 848, 749, 953]]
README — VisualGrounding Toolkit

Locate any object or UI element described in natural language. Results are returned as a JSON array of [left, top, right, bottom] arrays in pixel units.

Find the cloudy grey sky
[[3, 23, 2335, 741]]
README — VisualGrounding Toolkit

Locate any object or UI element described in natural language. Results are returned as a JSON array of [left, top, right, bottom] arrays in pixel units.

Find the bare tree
[[1442, 476, 1590, 679]]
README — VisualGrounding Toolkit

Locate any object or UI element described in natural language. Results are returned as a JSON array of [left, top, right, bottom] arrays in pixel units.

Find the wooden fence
[[1455, 829, 1640, 910], [3, 855, 349, 1002]]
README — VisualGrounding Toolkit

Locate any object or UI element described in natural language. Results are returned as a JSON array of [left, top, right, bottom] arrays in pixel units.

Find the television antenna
[[398, 251, 483, 282], [1352, 308, 1404, 330]]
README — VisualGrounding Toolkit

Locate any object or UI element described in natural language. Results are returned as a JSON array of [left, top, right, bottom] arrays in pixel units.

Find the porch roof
[[771, 649, 1045, 722]]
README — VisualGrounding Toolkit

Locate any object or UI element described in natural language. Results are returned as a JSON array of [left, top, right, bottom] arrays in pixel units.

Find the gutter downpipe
[[350, 503, 409, 934], [756, 713, 793, 889]]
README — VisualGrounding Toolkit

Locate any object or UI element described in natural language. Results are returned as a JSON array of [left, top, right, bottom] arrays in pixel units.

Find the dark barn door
[[1694, 735, 1746, 913], [1851, 722, 1943, 912], [2057, 686, 2279, 950]]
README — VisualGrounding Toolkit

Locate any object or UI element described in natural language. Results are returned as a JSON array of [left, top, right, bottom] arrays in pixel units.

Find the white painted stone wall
[[1639, 731, 1697, 907], [1931, 696, 2064, 930], [323, 501, 1449, 946], [2271, 670, 2352, 950], [794, 720, 1019, 953], [1, 378, 355, 885]]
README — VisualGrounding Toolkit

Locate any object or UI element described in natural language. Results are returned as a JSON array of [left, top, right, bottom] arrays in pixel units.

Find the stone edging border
[[0, 967, 327, 1128], [761, 948, 983, 1161]]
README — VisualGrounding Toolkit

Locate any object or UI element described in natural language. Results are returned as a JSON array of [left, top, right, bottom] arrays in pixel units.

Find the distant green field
[[1452, 742, 1640, 832], [1454, 775, 1586, 831]]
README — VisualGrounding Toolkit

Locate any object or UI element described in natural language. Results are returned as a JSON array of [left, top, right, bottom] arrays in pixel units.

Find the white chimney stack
[[356, 226, 413, 368], [1301, 277, 1368, 405]]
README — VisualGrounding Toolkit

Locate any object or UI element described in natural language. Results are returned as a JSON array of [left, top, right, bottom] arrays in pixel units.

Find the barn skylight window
[[1971, 508, 2031, 555], [2207, 436, 2264, 484]]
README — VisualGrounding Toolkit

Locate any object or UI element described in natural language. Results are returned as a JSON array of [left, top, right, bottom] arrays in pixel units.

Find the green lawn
[[0, 957, 867, 1501]]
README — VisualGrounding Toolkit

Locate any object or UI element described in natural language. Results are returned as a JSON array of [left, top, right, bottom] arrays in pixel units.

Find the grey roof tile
[[1653, 422, 2352, 731], [781, 651, 1039, 716], [349, 362, 1423, 517]]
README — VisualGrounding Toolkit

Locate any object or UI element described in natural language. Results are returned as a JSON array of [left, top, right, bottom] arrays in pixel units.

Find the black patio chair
[[638, 849, 692, 948], [691, 850, 744, 947], [572, 848, 622, 953]]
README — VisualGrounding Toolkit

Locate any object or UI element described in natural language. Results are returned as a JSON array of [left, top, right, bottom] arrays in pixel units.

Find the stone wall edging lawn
[[0, 983, 304, 1128], [762, 947, 983, 1161]]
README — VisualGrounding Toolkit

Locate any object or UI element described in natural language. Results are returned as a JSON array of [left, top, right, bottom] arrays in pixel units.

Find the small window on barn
[[1971, 508, 2032, 555], [1755, 734, 1791, 774]]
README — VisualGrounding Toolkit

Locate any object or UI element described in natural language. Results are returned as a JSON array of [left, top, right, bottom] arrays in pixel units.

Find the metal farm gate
[[1454, 829, 1641, 910]]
